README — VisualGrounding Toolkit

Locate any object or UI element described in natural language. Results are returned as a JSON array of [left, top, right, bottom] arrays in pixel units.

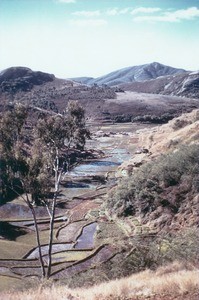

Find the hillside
[[120, 70, 199, 99], [112, 109, 199, 230], [0, 67, 55, 92], [1, 67, 199, 125], [72, 62, 186, 86], [0, 67, 116, 116], [1, 262, 198, 299]]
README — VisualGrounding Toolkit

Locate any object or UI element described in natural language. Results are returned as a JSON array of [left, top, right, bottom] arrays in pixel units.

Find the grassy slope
[[0, 262, 198, 299]]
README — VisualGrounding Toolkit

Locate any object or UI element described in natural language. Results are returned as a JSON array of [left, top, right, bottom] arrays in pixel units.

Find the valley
[[0, 64, 199, 299]]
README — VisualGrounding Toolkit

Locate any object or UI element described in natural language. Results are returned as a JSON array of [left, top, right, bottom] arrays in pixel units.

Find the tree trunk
[[10, 186, 46, 279], [30, 204, 46, 278], [46, 192, 57, 279], [47, 148, 62, 279]]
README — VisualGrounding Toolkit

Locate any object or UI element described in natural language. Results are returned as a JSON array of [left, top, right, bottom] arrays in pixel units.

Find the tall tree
[[36, 100, 90, 278], [0, 101, 90, 279], [0, 104, 47, 277], [0, 104, 28, 201]]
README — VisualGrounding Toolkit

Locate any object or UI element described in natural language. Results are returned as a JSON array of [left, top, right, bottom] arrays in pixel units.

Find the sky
[[0, 0, 199, 78]]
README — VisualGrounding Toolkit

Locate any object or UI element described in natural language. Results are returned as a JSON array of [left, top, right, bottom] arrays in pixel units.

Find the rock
[[135, 148, 149, 154]]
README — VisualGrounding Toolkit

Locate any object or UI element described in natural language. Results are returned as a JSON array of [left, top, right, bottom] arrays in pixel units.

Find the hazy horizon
[[1, 0, 199, 78]]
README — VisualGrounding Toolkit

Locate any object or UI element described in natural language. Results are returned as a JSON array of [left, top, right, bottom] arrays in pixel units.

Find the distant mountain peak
[[72, 62, 187, 87]]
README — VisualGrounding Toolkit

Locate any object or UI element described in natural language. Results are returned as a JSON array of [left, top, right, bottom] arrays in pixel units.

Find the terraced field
[[0, 123, 143, 291]]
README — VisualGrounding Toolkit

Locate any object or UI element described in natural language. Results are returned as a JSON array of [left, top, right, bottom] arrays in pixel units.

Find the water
[[74, 222, 97, 249], [25, 243, 74, 259], [68, 148, 131, 178]]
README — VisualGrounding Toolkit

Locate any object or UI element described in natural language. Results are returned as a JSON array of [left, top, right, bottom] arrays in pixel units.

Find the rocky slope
[[115, 109, 199, 230], [117, 109, 199, 175], [72, 62, 186, 86], [120, 70, 199, 99]]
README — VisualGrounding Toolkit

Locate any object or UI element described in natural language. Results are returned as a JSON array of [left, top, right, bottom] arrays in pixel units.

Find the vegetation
[[0, 101, 90, 279], [1, 259, 198, 299], [132, 113, 174, 124], [106, 144, 199, 218]]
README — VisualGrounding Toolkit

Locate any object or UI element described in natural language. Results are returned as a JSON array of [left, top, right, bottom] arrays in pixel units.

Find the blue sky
[[0, 0, 199, 78]]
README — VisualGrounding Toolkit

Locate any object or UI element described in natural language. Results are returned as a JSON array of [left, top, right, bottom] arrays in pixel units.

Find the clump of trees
[[0, 101, 90, 278], [132, 113, 174, 124]]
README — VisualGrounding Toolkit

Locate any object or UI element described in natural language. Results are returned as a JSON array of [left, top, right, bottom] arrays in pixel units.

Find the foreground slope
[[1, 262, 198, 299]]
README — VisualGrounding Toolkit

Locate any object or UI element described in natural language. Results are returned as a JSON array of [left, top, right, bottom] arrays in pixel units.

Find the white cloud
[[57, 0, 76, 3], [106, 8, 118, 16], [69, 19, 107, 27], [71, 7, 131, 18], [72, 10, 101, 17], [131, 7, 161, 15], [169, 6, 199, 21], [106, 7, 131, 16], [133, 7, 199, 23], [120, 8, 131, 15]]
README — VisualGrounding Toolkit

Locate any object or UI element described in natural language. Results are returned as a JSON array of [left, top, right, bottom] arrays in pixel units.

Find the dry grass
[[51, 250, 93, 262], [1, 261, 198, 300], [0, 240, 33, 259]]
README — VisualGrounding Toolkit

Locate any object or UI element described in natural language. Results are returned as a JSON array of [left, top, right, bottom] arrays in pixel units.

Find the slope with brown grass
[[0, 262, 198, 300]]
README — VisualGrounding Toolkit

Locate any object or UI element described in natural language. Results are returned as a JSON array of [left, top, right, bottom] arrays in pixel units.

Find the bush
[[132, 113, 174, 124], [119, 228, 199, 275], [63, 228, 199, 287], [172, 118, 190, 130], [106, 144, 199, 217]]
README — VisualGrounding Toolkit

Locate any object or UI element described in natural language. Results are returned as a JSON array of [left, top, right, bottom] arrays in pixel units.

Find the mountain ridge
[[119, 70, 199, 99], [71, 62, 187, 86]]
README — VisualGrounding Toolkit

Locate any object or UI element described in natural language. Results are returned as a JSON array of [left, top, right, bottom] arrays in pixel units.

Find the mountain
[[0, 66, 116, 116], [72, 62, 187, 86], [1, 65, 198, 124], [0, 67, 55, 92], [70, 76, 94, 85], [119, 70, 199, 99]]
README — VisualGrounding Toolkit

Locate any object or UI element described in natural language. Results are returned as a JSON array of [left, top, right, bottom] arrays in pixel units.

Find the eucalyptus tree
[[36, 100, 90, 278], [0, 104, 48, 277], [0, 101, 90, 279]]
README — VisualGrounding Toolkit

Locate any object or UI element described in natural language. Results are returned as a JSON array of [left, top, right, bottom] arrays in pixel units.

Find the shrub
[[132, 113, 174, 124], [106, 144, 199, 217], [110, 228, 199, 278], [172, 118, 191, 130]]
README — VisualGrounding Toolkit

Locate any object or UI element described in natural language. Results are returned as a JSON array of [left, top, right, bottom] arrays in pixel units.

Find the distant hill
[[119, 70, 199, 99], [1, 65, 198, 124], [72, 62, 187, 86], [0, 66, 116, 116], [0, 67, 55, 92], [70, 76, 94, 85]]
